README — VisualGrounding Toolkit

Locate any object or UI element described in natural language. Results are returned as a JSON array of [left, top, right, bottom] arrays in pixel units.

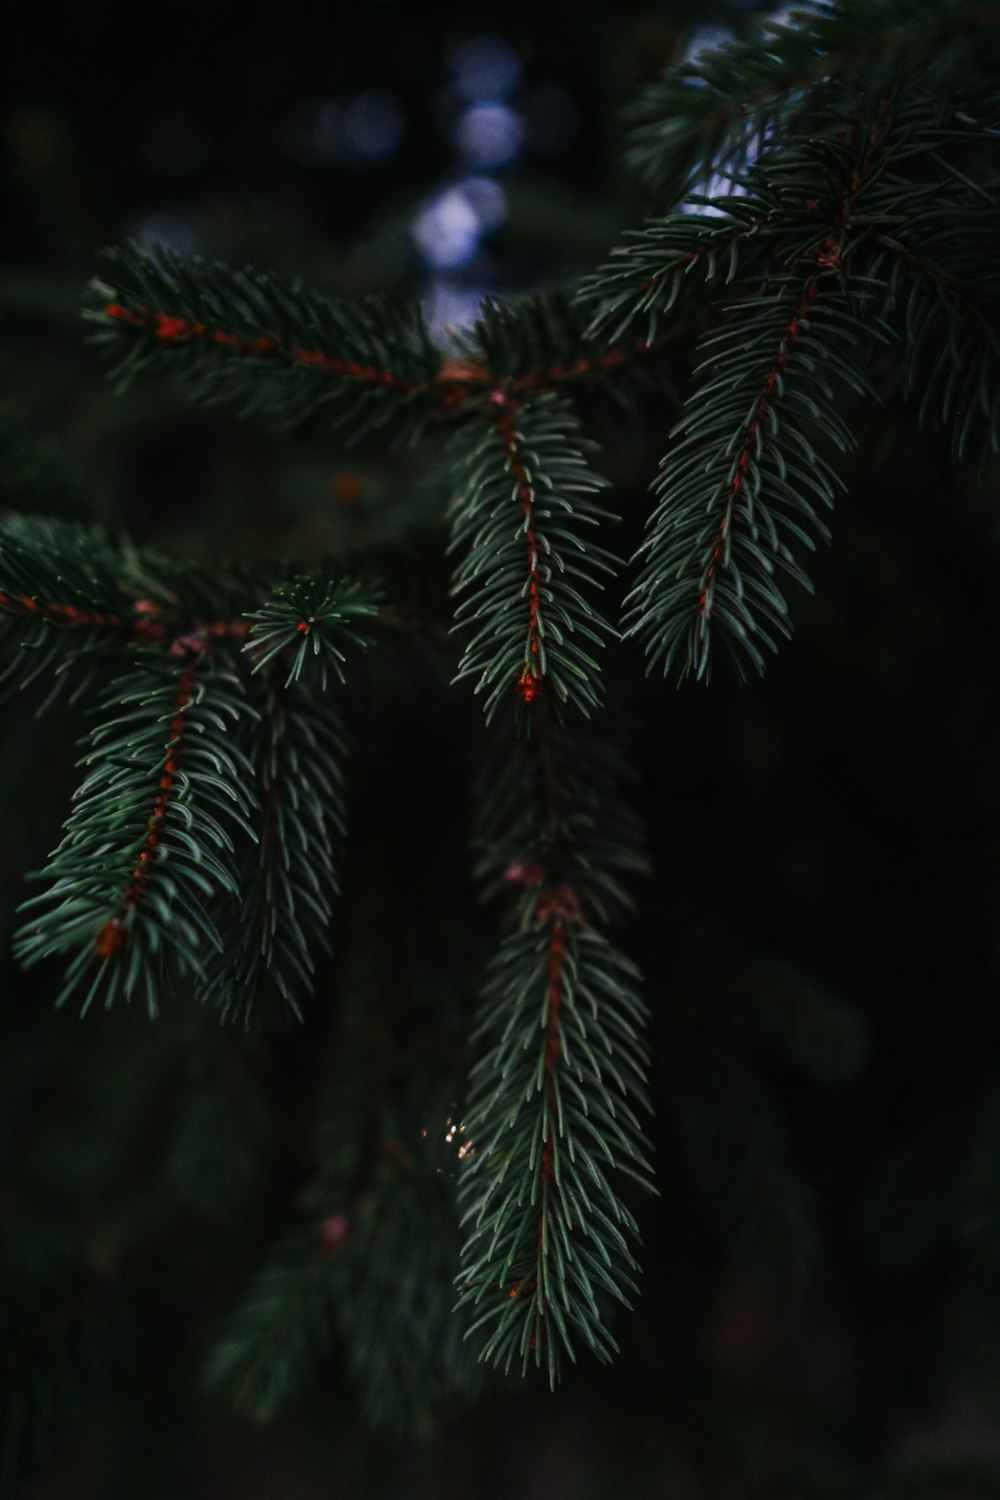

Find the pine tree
[[4, 1, 1000, 1493]]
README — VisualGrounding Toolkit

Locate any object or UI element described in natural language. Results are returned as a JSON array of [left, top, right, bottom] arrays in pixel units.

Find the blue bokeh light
[[455, 175, 506, 233], [452, 103, 523, 169], [412, 187, 482, 269]]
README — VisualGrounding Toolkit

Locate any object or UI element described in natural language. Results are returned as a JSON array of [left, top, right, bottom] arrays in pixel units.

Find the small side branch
[[95, 655, 201, 961], [697, 272, 821, 631], [104, 302, 425, 395]]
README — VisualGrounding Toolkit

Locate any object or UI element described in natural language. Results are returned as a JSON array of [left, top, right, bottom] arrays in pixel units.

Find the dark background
[[3, 2, 1000, 1496]]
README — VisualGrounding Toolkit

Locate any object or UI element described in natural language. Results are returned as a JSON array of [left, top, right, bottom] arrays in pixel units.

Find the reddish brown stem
[[697, 272, 822, 624], [94, 658, 200, 960], [104, 302, 686, 412], [0, 592, 126, 631], [493, 396, 546, 703]]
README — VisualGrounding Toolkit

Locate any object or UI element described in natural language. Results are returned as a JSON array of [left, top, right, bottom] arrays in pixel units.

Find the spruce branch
[[243, 573, 381, 690], [87, 250, 693, 432], [14, 655, 256, 1015], [626, 267, 880, 683], [626, 0, 1000, 205], [457, 696, 651, 1384], [449, 392, 618, 720], [0, 513, 170, 706], [579, 196, 772, 345], [86, 246, 443, 442], [466, 290, 684, 397], [201, 684, 348, 1024], [857, 108, 1000, 458], [474, 716, 647, 928], [457, 913, 651, 1384]]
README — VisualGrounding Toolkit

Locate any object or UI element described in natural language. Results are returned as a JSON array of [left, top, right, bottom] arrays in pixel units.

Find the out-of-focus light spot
[[455, 175, 507, 233], [342, 88, 404, 162], [128, 210, 203, 261], [424, 280, 487, 346], [524, 85, 580, 155], [450, 35, 522, 103], [453, 103, 523, 169], [281, 98, 344, 166], [412, 187, 481, 269], [141, 107, 209, 177]]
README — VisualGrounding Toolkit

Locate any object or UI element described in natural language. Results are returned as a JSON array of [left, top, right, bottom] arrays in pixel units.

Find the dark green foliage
[[580, 192, 772, 343], [1, 512, 379, 1021], [449, 392, 618, 719], [865, 112, 1000, 459], [205, 1166, 477, 1434], [457, 921, 651, 1384], [15, 658, 255, 1015], [471, 291, 601, 382], [456, 702, 651, 1385], [244, 573, 381, 689], [205, 964, 480, 1432], [626, 0, 1000, 205], [625, 268, 878, 682], [473, 713, 647, 924], [582, 59, 1000, 684], [86, 245, 442, 443], [6, 0, 1000, 1482], [0, 513, 149, 706], [199, 685, 348, 1024]]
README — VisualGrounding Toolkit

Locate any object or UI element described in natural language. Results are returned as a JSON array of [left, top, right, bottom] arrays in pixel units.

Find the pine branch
[[457, 698, 651, 1385], [449, 392, 619, 720], [243, 573, 381, 690], [86, 246, 443, 443], [87, 248, 695, 435], [857, 108, 1000, 459], [626, 267, 880, 682], [466, 290, 683, 397], [457, 914, 651, 1384], [626, 0, 1000, 204], [474, 714, 647, 928], [579, 195, 772, 345], [201, 683, 348, 1024], [0, 513, 167, 706], [14, 654, 255, 1015]]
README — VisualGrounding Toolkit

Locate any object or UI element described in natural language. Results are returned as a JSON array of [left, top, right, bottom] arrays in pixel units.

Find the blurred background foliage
[[3, 0, 1000, 1495]]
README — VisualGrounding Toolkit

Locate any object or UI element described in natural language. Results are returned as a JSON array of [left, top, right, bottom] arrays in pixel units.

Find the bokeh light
[[412, 187, 481, 269], [452, 103, 523, 169]]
